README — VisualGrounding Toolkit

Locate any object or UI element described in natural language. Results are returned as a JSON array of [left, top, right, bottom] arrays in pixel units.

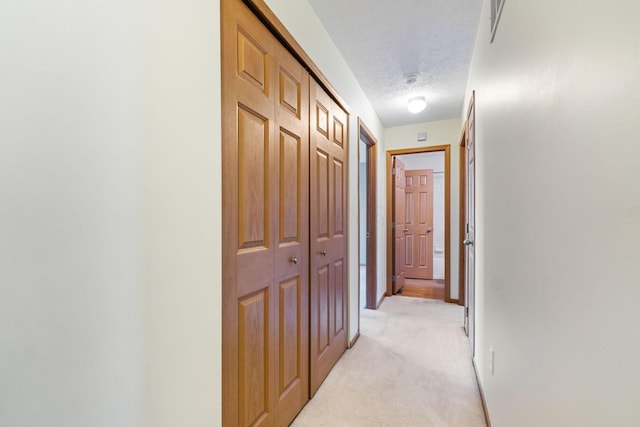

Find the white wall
[[0, 1, 144, 425], [143, 0, 221, 425], [398, 152, 446, 279], [464, 0, 640, 425], [385, 118, 463, 299], [264, 0, 385, 340], [398, 152, 444, 172], [0, 0, 222, 425]]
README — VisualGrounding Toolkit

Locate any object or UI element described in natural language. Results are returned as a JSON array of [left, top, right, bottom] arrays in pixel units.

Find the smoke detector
[[404, 73, 419, 85]]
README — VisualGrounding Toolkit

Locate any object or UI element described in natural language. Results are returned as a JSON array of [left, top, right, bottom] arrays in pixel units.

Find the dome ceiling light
[[408, 96, 427, 113], [404, 73, 426, 113]]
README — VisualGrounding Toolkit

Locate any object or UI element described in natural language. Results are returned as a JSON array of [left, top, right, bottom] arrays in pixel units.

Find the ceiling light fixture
[[408, 96, 426, 113]]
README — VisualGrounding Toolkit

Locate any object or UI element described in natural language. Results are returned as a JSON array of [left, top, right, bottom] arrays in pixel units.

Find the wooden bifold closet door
[[222, 0, 348, 425], [309, 79, 348, 396], [222, 0, 309, 425]]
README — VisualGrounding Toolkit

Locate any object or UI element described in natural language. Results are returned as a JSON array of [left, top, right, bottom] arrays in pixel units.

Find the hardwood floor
[[398, 278, 445, 300]]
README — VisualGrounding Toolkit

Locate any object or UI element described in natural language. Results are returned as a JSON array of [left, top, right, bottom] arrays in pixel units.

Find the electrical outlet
[[489, 346, 495, 375]]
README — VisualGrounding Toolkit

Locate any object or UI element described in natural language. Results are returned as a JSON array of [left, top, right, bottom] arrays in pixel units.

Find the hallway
[[291, 297, 486, 426]]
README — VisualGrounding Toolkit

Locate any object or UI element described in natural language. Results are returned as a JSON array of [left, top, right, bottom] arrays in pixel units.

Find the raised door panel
[[238, 290, 270, 427], [278, 278, 301, 394], [278, 69, 301, 119], [279, 131, 301, 243], [333, 259, 345, 336], [316, 102, 329, 138], [330, 154, 346, 345], [237, 107, 270, 252], [315, 265, 330, 357], [237, 30, 269, 95], [404, 188, 415, 269], [315, 149, 330, 240], [333, 159, 344, 237]]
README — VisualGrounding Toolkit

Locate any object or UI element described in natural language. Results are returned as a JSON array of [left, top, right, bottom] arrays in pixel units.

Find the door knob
[[320, 250, 327, 256], [427, 228, 433, 232], [290, 256, 298, 264], [403, 229, 409, 232], [463, 239, 473, 246]]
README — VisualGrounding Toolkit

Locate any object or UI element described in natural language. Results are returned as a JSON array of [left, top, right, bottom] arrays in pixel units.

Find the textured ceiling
[[308, 0, 482, 127]]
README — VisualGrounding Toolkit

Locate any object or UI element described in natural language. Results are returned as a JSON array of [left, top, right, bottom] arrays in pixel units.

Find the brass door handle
[[427, 228, 433, 232], [290, 257, 298, 264], [320, 250, 327, 256]]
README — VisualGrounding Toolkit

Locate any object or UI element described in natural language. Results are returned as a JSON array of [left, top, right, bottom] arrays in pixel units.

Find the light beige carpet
[[291, 296, 487, 427]]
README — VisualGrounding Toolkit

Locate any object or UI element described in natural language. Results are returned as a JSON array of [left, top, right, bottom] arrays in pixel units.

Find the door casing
[[358, 119, 378, 314], [458, 126, 467, 307], [463, 91, 476, 354], [385, 145, 452, 301]]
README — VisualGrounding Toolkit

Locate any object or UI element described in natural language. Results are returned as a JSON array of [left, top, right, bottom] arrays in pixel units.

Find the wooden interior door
[[392, 157, 406, 293], [403, 169, 434, 280], [222, 0, 310, 424], [309, 78, 348, 396], [464, 92, 476, 354]]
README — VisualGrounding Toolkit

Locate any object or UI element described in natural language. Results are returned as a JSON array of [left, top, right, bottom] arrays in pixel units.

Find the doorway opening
[[358, 119, 378, 317], [396, 151, 445, 300], [386, 145, 452, 302]]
